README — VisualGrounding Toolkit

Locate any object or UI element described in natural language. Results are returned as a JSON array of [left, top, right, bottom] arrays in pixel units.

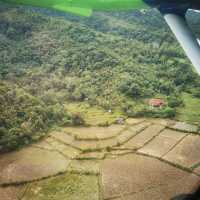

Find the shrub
[[71, 113, 85, 126], [167, 96, 183, 108], [192, 89, 200, 98]]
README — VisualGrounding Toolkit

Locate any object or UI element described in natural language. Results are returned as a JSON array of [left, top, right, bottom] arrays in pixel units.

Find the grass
[[22, 173, 99, 200], [64, 96, 200, 127], [65, 102, 125, 126], [176, 93, 200, 127]]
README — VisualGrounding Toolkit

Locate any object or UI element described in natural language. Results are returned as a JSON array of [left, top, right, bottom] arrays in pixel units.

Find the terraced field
[[0, 118, 199, 200]]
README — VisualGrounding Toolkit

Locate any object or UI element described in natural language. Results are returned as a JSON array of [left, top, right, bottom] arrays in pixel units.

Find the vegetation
[[177, 93, 200, 126], [22, 173, 99, 200], [66, 103, 124, 126], [0, 4, 200, 151], [0, 82, 73, 151]]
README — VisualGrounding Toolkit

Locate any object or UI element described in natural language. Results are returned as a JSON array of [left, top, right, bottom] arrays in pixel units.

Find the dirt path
[[0, 118, 199, 200]]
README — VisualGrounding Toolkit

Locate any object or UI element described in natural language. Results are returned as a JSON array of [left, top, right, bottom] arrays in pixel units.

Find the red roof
[[149, 99, 165, 107]]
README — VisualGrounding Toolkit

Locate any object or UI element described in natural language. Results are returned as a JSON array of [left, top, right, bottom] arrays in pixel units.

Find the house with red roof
[[149, 98, 166, 109]]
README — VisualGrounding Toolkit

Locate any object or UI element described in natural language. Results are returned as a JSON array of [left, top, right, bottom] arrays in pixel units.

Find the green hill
[[0, 4, 200, 152]]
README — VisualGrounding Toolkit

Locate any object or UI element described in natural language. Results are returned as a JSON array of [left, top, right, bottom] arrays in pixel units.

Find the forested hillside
[[0, 3, 200, 152]]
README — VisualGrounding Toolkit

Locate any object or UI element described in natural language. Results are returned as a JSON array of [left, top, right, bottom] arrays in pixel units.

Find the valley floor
[[0, 118, 199, 200]]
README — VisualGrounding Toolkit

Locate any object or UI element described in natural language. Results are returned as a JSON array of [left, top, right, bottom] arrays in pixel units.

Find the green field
[[177, 93, 200, 126]]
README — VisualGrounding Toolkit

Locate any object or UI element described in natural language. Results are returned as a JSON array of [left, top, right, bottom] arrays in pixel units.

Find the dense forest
[[0, 3, 200, 152]]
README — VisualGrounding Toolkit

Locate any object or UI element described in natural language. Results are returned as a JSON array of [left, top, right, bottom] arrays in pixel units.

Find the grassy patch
[[176, 93, 200, 127], [65, 102, 124, 126], [22, 173, 99, 200]]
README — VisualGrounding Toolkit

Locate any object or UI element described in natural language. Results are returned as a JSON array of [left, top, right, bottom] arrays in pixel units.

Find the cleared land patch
[[0, 118, 199, 200], [122, 124, 165, 150], [138, 129, 188, 158], [101, 154, 199, 200], [63, 125, 125, 140], [0, 147, 69, 185], [164, 134, 200, 168]]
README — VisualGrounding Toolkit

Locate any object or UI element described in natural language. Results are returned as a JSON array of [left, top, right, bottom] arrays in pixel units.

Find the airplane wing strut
[[163, 12, 200, 74]]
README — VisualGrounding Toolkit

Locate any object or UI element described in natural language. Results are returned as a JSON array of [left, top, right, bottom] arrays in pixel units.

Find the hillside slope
[[0, 4, 200, 151]]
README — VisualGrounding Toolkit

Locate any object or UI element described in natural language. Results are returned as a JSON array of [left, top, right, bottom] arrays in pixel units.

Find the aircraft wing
[[162, 13, 200, 75], [52, 5, 92, 17], [0, 0, 93, 16]]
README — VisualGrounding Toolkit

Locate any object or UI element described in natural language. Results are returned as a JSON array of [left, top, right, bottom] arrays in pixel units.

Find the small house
[[149, 98, 166, 109]]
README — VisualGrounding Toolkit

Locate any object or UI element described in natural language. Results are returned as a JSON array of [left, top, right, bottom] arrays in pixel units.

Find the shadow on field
[[171, 186, 200, 200]]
